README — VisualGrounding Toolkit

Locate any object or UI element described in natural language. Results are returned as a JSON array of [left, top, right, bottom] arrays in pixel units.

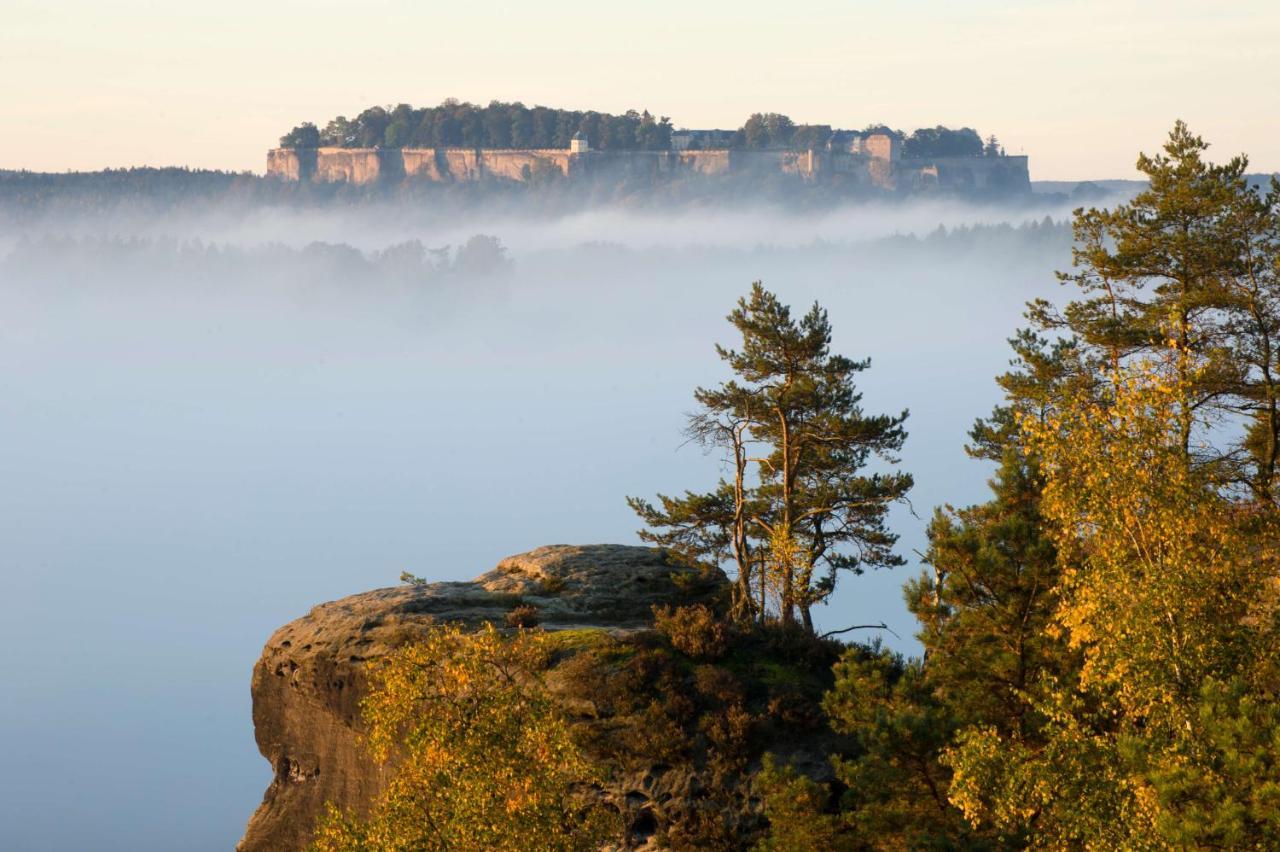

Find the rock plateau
[[239, 544, 836, 850]]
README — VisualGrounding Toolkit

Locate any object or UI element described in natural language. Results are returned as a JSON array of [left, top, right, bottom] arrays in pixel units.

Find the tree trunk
[[759, 554, 767, 621], [780, 570, 794, 626], [778, 406, 795, 625], [731, 423, 754, 621]]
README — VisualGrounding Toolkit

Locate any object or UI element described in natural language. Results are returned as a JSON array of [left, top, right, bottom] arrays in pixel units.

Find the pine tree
[[630, 282, 911, 629], [1031, 121, 1280, 492], [816, 423, 1066, 848]]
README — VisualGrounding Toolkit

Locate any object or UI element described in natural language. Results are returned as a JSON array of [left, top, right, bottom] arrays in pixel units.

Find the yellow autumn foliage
[[1022, 357, 1275, 722], [946, 351, 1280, 848], [311, 623, 620, 852]]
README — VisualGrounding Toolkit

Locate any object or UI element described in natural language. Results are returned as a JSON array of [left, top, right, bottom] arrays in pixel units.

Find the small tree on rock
[[629, 282, 911, 630]]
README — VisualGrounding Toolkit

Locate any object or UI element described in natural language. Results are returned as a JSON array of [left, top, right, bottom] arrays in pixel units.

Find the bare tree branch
[[820, 622, 900, 640]]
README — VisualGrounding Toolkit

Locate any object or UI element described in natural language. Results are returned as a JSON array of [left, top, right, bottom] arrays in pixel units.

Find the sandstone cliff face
[[238, 545, 740, 851], [263, 145, 1032, 195]]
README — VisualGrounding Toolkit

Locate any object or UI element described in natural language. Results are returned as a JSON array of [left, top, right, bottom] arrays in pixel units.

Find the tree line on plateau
[[278, 99, 997, 158], [313, 123, 1280, 850]]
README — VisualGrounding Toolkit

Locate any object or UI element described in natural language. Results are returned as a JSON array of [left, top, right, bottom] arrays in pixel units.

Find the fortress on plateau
[[266, 128, 1032, 196]]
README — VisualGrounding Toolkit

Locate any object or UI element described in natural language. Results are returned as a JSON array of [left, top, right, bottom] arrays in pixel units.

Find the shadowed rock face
[[238, 545, 725, 851]]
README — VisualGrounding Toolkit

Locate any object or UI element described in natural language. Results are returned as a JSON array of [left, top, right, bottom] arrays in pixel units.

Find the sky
[[3, 0, 1279, 178]]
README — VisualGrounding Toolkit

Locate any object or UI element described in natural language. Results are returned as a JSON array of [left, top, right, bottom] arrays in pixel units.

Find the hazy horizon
[[3, 1, 1278, 180]]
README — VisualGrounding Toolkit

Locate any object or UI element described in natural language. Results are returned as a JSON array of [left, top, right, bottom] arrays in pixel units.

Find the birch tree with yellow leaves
[[946, 350, 1280, 848]]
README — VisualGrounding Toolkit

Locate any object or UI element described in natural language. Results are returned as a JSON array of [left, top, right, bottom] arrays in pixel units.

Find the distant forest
[[4, 165, 1104, 220], [278, 100, 1000, 158], [0, 219, 1071, 293]]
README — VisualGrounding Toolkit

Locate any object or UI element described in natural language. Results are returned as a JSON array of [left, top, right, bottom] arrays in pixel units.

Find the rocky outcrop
[[238, 545, 729, 851]]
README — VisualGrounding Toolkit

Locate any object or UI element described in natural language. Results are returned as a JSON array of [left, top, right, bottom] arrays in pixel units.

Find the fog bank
[[0, 198, 1072, 850]]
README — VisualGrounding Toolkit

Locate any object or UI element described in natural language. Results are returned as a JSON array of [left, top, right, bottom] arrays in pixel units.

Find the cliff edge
[[238, 545, 732, 851]]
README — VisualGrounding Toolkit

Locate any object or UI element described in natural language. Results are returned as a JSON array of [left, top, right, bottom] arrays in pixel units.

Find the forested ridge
[[277, 99, 1005, 157], [312, 123, 1280, 850], [1, 167, 1097, 217]]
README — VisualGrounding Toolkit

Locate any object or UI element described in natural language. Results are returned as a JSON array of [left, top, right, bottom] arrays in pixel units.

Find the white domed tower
[[570, 131, 591, 153]]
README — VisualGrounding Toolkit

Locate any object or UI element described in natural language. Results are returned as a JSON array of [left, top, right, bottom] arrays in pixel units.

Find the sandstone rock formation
[[267, 144, 1032, 195], [238, 544, 732, 851]]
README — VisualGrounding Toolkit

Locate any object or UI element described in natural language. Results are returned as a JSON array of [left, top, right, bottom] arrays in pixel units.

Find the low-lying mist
[[0, 196, 1075, 850], [2, 186, 1089, 254]]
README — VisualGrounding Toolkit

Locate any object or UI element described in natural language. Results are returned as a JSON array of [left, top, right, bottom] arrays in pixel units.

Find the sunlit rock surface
[[238, 545, 729, 851]]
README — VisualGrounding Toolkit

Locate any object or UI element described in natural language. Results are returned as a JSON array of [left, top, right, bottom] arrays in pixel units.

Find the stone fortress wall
[[267, 133, 1030, 194]]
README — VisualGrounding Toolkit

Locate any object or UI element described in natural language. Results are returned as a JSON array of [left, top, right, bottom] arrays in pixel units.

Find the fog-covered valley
[[1, 197, 1080, 849]]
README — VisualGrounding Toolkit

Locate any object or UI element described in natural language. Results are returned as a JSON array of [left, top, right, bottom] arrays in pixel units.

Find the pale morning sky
[[3, 0, 1277, 180]]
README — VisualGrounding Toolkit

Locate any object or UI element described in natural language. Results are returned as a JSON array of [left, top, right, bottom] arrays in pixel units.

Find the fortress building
[[266, 130, 1030, 195]]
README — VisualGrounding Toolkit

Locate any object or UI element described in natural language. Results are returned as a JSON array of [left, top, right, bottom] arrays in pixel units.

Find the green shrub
[[694, 665, 745, 707], [700, 705, 755, 771], [505, 603, 539, 628], [753, 754, 849, 850], [653, 604, 729, 660], [766, 684, 823, 730]]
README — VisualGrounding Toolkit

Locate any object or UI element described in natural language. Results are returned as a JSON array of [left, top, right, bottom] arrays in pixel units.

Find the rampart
[[897, 155, 1031, 194], [266, 146, 1031, 195]]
